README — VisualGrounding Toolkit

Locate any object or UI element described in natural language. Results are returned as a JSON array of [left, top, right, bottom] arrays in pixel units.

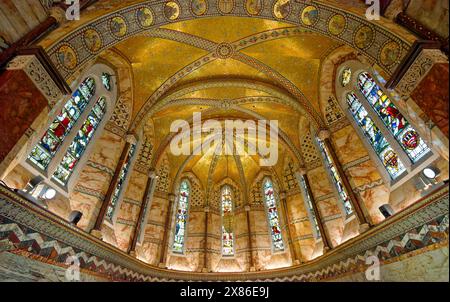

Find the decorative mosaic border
[[47, 0, 411, 81], [1, 184, 447, 281]]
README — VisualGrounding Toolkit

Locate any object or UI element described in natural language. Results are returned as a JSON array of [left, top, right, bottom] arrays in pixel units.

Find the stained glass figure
[[358, 72, 431, 163], [263, 178, 285, 252], [28, 77, 96, 170], [102, 73, 112, 91], [52, 97, 106, 186], [317, 139, 353, 215], [221, 185, 234, 256], [341, 68, 352, 87], [105, 143, 137, 221], [347, 92, 406, 180], [299, 176, 321, 238], [172, 180, 190, 253]]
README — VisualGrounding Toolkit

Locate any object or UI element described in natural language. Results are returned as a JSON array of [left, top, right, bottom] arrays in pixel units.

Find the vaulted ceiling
[[38, 0, 417, 190]]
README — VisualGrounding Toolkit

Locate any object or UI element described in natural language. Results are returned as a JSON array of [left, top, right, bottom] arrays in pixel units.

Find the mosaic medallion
[[380, 41, 401, 67], [401, 130, 420, 150], [191, 0, 208, 16], [216, 42, 234, 58], [245, 0, 263, 16], [301, 5, 319, 26], [218, 0, 234, 14], [273, 0, 290, 19], [164, 1, 181, 21], [354, 25, 374, 49], [136, 7, 154, 28], [57, 45, 77, 70], [110, 16, 127, 38], [83, 29, 102, 53], [328, 14, 346, 36]]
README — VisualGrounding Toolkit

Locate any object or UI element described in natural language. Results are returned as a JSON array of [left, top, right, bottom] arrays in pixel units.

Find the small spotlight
[[42, 187, 56, 200], [423, 167, 438, 180]]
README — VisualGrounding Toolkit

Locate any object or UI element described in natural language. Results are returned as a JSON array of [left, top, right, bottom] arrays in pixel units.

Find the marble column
[[317, 129, 371, 233], [245, 205, 256, 271], [159, 193, 176, 268], [202, 206, 209, 273], [91, 134, 136, 238], [279, 191, 301, 264], [128, 169, 157, 256], [296, 169, 332, 252]]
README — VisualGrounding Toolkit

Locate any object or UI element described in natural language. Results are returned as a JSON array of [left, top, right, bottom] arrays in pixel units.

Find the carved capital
[[244, 205, 251, 212], [148, 168, 157, 179], [317, 129, 331, 140], [126, 133, 138, 145], [204, 206, 210, 213], [298, 168, 308, 176]]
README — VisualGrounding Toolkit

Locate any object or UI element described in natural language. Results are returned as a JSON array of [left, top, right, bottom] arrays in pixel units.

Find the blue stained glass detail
[[347, 92, 406, 180], [52, 97, 106, 186], [358, 72, 431, 163], [263, 179, 285, 252], [173, 180, 190, 253], [28, 77, 96, 170], [105, 143, 137, 221], [317, 139, 353, 216], [221, 185, 234, 256]]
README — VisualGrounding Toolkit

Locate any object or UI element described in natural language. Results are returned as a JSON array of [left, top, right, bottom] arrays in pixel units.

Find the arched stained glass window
[[263, 178, 284, 252], [172, 180, 190, 253], [347, 92, 406, 180], [316, 139, 353, 216], [299, 176, 321, 238], [52, 97, 107, 186], [28, 77, 96, 170], [358, 72, 431, 163], [221, 185, 234, 256], [105, 143, 137, 221]]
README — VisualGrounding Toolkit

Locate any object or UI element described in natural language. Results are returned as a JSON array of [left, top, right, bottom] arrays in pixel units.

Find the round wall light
[[423, 167, 437, 179]]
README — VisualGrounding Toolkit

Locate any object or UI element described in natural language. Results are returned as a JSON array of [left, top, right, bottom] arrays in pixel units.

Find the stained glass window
[[347, 92, 406, 180], [105, 143, 137, 221], [358, 72, 431, 163], [102, 73, 112, 91], [317, 139, 353, 216], [221, 185, 234, 256], [28, 77, 96, 170], [52, 97, 106, 186], [299, 176, 321, 238], [173, 180, 190, 253], [263, 178, 285, 252]]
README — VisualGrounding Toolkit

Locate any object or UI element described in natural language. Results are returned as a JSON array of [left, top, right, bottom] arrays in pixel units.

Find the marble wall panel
[[88, 130, 126, 171], [345, 160, 382, 189], [0, 70, 47, 165], [323, 217, 344, 247], [331, 125, 369, 166], [359, 184, 390, 224], [307, 167, 335, 198], [69, 190, 102, 231]]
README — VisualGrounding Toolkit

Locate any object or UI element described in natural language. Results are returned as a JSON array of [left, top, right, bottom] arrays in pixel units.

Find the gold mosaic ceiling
[[106, 14, 341, 186]]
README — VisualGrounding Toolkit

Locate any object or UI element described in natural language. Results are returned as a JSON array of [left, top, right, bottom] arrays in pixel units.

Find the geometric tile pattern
[[0, 183, 448, 281]]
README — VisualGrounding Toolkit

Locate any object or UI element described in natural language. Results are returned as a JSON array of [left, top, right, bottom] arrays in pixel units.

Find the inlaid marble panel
[[88, 129, 126, 171], [331, 125, 369, 165], [307, 167, 334, 198], [345, 159, 382, 189]]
